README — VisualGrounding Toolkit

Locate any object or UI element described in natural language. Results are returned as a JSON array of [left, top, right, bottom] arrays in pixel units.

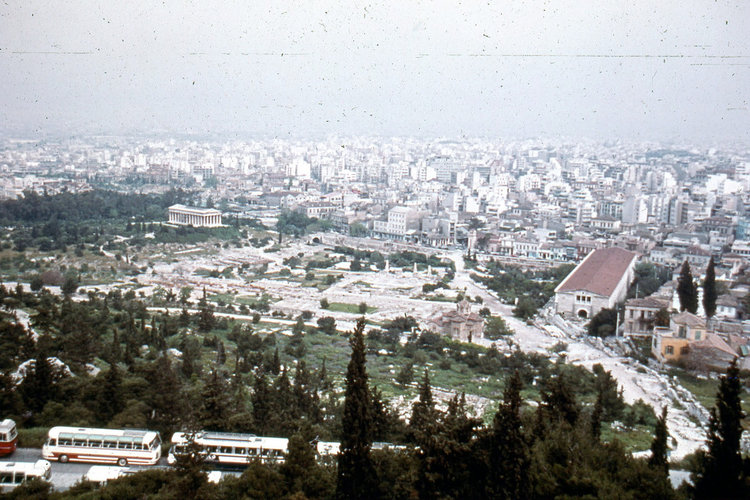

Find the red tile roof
[[555, 247, 637, 297]]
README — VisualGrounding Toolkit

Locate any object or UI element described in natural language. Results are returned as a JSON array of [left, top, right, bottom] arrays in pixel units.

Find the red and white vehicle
[[0, 419, 18, 457], [42, 427, 161, 466]]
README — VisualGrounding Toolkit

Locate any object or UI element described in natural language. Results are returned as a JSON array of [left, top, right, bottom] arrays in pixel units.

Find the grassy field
[[601, 424, 655, 453], [669, 368, 750, 428], [326, 302, 378, 314]]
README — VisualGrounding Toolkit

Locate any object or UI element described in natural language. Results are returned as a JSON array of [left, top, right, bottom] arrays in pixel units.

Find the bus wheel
[[117, 458, 128, 467], [59, 455, 69, 463]]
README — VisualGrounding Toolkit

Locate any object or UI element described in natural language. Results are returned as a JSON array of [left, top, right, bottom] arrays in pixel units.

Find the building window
[[665, 345, 674, 355], [695, 331, 701, 340], [678, 326, 686, 338]]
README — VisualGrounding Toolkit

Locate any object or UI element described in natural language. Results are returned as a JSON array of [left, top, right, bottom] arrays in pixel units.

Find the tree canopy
[[677, 260, 699, 314]]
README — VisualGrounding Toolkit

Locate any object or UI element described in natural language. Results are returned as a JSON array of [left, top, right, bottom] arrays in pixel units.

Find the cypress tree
[[370, 387, 390, 441], [336, 318, 378, 500], [216, 340, 226, 365], [97, 364, 124, 423], [411, 370, 456, 499], [677, 260, 698, 314], [197, 287, 215, 333], [693, 360, 747, 499], [487, 370, 530, 499], [648, 406, 669, 476], [271, 347, 281, 375], [409, 369, 437, 442], [703, 257, 717, 318], [251, 372, 272, 433], [590, 391, 603, 441]]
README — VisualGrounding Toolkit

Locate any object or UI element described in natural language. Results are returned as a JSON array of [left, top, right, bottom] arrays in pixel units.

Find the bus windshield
[[150, 435, 161, 450]]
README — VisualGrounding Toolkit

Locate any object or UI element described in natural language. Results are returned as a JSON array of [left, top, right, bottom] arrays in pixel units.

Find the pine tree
[[703, 256, 717, 318], [251, 372, 272, 436], [197, 287, 215, 333], [370, 387, 393, 442], [692, 360, 747, 499], [677, 260, 698, 314], [109, 328, 122, 363], [20, 347, 56, 414], [146, 355, 184, 430], [543, 372, 579, 427], [270, 347, 281, 375], [410, 370, 447, 499], [487, 370, 530, 499], [336, 318, 378, 500], [281, 432, 332, 498], [216, 340, 226, 365], [590, 392, 603, 441], [198, 369, 230, 431], [648, 406, 669, 476], [273, 367, 297, 434], [97, 364, 124, 424], [409, 369, 438, 442], [318, 357, 332, 392], [179, 307, 191, 327]]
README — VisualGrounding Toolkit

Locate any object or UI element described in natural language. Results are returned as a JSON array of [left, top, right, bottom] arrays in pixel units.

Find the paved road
[[0, 448, 160, 490]]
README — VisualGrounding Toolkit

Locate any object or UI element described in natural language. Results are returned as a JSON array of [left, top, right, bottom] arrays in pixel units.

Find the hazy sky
[[1, 1, 748, 142]]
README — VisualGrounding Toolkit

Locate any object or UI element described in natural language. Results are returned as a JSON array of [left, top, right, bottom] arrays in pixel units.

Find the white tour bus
[[0, 460, 51, 491], [168, 432, 288, 466], [42, 427, 161, 466]]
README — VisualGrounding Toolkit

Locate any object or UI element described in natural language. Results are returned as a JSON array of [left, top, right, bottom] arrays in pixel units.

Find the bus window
[[104, 437, 117, 448], [89, 437, 103, 448], [0, 473, 12, 484], [0, 433, 5, 441], [73, 435, 87, 447], [59, 434, 73, 446], [235, 448, 246, 455], [220, 446, 232, 454]]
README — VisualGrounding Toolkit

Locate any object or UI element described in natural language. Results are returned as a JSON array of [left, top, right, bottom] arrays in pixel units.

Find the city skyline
[[1, 1, 749, 143]]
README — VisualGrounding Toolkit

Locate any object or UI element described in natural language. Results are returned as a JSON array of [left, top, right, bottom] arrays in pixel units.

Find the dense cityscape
[[0, 133, 747, 498], [2, 1, 750, 499]]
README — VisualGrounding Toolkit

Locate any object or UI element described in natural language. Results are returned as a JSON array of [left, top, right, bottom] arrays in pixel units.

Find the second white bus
[[42, 427, 161, 466], [0, 460, 51, 492], [167, 432, 288, 466]]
